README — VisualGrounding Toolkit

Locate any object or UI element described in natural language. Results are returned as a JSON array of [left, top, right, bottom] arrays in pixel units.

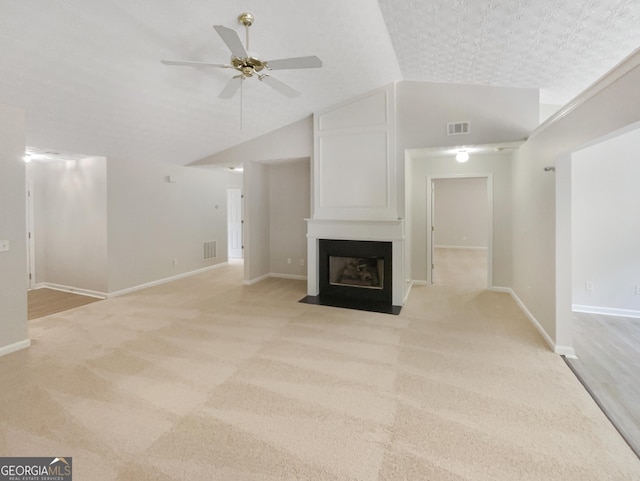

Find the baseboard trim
[[244, 273, 306, 286], [488, 286, 511, 293], [34, 283, 107, 299], [434, 245, 488, 250], [573, 304, 640, 319], [269, 273, 307, 281], [0, 339, 31, 358], [243, 273, 271, 286], [500, 288, 576, 357], [108, 262, 228, 297]]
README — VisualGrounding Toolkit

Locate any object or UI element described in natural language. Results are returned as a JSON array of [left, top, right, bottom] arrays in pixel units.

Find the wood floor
[[567, 312, 640, 456], [28, 288, 103, 320]]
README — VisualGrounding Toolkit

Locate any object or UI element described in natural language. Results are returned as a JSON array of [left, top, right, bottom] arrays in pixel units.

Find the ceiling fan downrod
[[238, 12, 253, 51]]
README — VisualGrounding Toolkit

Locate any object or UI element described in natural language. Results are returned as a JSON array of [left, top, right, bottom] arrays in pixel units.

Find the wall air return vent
[[447, 121, 470, 136], [203, 240, 217, 260]]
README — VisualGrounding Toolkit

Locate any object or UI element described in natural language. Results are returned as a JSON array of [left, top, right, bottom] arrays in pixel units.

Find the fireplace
[[304, 219, 405, 315], [329, 256, 383, 289], [301, 238, 399, 314], [319, 239, 392, 302]]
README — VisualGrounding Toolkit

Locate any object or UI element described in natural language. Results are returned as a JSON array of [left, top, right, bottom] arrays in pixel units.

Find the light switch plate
[[0, 240, 9, 252]]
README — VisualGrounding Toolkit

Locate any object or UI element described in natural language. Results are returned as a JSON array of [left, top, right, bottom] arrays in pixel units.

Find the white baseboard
[[434, 245, 488, 250], [499, 288, 576, 358], [488, 286, 511, 293], [573, 304, 640, 319], [108, 262, 228, 297], [34, 283, 106, 299], [243, 273, 271, 286], [0, 339, 31, 358], [411, 280, 429, 286], [243, 273, 306, 286], [270, 273, 307, 281]]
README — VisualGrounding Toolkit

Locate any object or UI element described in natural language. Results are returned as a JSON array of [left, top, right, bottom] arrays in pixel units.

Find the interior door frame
[[426, 173, 493, 287], [26, 179, 35, 289], [227, 187, 243, 259]]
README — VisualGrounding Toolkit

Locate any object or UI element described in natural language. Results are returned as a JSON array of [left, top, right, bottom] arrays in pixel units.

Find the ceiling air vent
[[447, 121, 470, 136]]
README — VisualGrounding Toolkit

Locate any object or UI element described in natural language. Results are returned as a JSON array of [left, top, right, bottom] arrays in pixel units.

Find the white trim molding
[[489, 287, 577, 358], [244, 273, 307, 286], [434, 245, 488, 250], [573, 305, 640, 320], [243, 273, 270, 286], [270, 273, 307, 281], [531, 47, 640, 141], [109, 262, 228, 297], [33, 283, 106, 299], [0, 339, 31, 358]]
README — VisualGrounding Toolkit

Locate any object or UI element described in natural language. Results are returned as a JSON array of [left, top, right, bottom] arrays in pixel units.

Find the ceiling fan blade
[[260, 75, 300, 98], [161, 59, 228, 68], [213, 25, 248, 59], [219, 75, 243, 99], [266, 56, 322, 70]]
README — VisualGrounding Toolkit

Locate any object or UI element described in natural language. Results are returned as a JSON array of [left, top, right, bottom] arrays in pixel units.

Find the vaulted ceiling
[[1, 1, 638, 165]]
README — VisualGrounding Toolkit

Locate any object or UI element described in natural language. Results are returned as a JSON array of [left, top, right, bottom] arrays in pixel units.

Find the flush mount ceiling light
[[456, 150, 469, 163]]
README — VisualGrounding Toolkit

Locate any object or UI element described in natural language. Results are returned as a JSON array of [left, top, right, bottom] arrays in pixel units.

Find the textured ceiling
[[0, 1, 638, 165], [379, 0, 640, 105]]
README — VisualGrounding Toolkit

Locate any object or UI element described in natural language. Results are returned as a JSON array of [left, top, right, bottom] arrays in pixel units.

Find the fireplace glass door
[[329, 256, 384, 290]]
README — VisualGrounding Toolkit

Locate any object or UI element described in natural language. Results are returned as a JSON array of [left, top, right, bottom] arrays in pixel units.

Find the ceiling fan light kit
[[161, 12, 322, 100]]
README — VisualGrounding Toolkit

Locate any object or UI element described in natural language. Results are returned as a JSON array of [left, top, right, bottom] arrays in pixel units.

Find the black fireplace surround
[[300, 238, 400, 315]]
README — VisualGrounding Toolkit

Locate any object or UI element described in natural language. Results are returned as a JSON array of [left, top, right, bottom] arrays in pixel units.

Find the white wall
[[433, 177, 488, 248], [572, 122, 640, 315], [29, 162, 48, 283], [107, 159, 240, 293], [404, 151, 413, 287], [244, 161, 270, 283], [313, 85, 397, 221], [243, 159, 311, 283], [513, 51, 640, 348], [191, 117, 313, 167], [31, 157, 108, 293], [269, 160, 310, 278], [411, 152, 512, 286], [397, 81, 539, 218], [0, 103, 28, 355]]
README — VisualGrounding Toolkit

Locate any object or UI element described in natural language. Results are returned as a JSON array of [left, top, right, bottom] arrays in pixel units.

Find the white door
[[227, 188, 243, 258]]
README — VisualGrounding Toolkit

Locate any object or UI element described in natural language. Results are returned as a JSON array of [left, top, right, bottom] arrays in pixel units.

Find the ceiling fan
[[161, 12, 322, 99]]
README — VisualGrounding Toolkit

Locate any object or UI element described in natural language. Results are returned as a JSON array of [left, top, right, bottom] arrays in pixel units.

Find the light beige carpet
[[1, 262, 639, 480]]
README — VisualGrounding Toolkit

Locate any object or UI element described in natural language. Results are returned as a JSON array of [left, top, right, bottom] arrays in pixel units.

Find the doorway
[[227, 188, 243, 259], [427, 175, 492, 288], [556, 121, 640, 456]]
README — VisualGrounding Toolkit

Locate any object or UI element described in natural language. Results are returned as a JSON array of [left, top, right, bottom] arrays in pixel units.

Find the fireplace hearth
[[300, 238, 401, 315]]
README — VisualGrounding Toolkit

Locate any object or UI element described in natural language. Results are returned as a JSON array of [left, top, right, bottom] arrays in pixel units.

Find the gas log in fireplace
[[300, 238, 400, 314]]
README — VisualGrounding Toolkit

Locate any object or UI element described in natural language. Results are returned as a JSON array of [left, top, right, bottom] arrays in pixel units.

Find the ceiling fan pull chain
[[240, 77, 243, 130]]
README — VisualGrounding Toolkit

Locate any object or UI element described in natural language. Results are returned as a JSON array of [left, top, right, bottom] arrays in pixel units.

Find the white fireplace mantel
[[306, 218, 405, 306], [307, 85, 405, 307]]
